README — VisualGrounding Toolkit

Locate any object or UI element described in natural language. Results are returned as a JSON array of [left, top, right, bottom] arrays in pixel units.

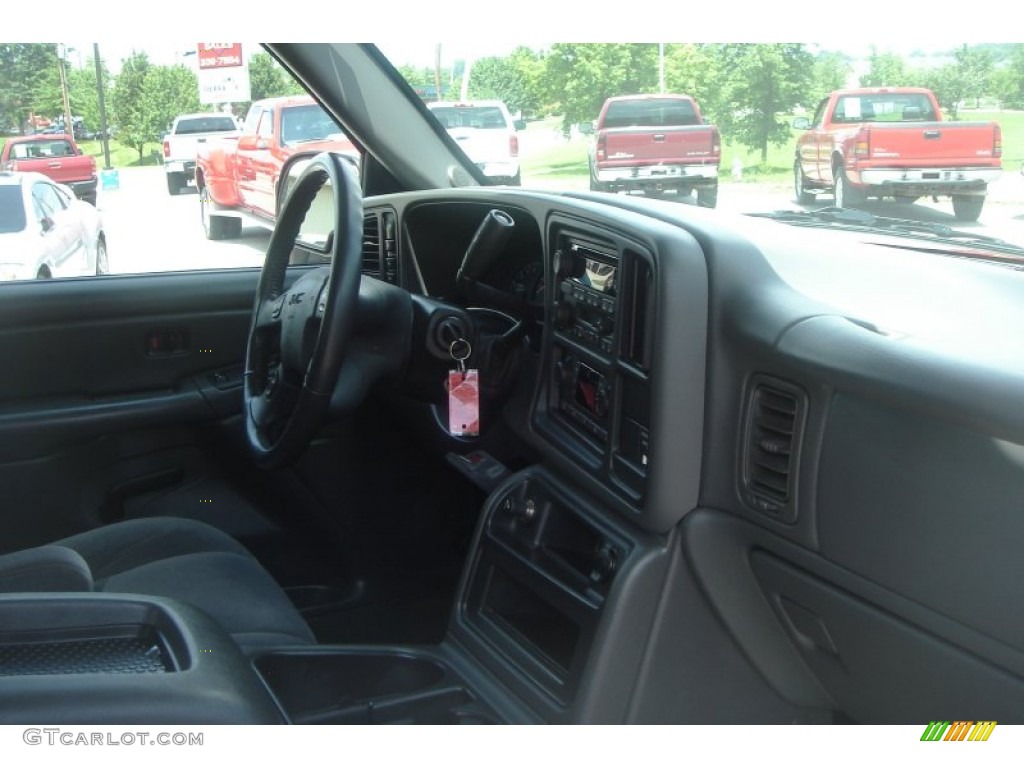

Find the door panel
[[0, 269, 266, 551]]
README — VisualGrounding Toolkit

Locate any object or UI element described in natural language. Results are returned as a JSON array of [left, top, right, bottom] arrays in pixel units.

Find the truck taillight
[[994, 124, 1002, 158], [854, 128, 870, 158], [596, 135, 606, 161], [162, 140, 170, 158], [509, 134, 519, 159], [711, 127, 721, 156]]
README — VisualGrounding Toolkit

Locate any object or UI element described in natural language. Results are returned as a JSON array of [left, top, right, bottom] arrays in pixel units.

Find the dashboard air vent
[[361, 210, 398, 283], [741, 378, 806, 522], [362, 212, 382, 277]]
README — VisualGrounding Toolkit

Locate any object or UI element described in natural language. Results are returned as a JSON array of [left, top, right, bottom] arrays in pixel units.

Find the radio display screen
[[568, 243, 617, 295]]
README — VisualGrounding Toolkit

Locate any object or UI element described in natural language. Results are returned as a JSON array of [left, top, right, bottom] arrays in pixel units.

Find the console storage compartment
[[455, 470, 631, 708], [253, 648, 498, 724]]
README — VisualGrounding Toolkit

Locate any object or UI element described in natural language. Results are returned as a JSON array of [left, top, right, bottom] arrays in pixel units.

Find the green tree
[[111, 51, 152, 161], [711, 44, 816, 163], [544, 43, 660, 134], [468, 47, 545, 116], [0, 44, 61, 132], [144, 65, 202, 135], [916, 46, 995, 118], [66, 55, 112, 132], [992, 45, 1024, 109], [248, 51, 305, 101], [860, 49, 907, 87], [663, 44, 721, 117], [812, 50, 852, 102]]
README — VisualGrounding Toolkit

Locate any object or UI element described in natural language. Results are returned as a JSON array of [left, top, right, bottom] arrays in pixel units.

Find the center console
[[538, 221, 656, 504]]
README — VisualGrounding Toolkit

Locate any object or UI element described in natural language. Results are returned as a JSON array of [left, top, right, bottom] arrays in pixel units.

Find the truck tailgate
[[866, 122, 1000, 164], [601, 126, 717, 166]]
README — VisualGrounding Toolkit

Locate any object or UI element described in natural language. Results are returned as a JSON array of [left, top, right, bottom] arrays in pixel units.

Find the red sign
[[197, 44, 243, 70]]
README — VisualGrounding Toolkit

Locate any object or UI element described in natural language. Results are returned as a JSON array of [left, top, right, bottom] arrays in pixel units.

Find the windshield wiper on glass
[[748, 207, 1024, 262]]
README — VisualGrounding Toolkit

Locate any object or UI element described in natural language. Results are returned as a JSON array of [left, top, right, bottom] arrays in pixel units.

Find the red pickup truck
[[588, 94, 720, 206], [195, 95, 358, 239], [1, 135, 98, 205], [794, 87, 1002, 221]]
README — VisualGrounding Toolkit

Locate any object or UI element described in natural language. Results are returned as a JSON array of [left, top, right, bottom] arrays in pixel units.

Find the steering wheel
[[244, 152, 363, 469]]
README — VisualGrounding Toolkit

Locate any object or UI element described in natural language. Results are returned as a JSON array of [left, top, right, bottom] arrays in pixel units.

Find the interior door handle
[[146, 329, 189, 356]]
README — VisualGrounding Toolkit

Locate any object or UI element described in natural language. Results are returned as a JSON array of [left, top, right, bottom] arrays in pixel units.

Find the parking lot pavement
[[95, 166, 270, 276], [95, 164, 1024, 278]]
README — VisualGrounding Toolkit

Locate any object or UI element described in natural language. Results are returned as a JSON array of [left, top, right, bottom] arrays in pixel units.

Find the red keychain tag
[[448, 369, 480, 437]]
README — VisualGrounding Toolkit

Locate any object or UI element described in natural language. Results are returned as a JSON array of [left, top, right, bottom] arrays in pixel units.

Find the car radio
[[553, 241, 618, 356]]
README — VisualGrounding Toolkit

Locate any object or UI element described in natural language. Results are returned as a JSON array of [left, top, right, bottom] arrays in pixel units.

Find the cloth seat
[[0, 517, 315, 651]]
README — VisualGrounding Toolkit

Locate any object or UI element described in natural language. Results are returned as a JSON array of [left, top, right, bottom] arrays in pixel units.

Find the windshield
[[428, 105, 508, 129], [280, 104, 344, 145], [0, 40, 1019, 282], [174, 115, 238, 134]]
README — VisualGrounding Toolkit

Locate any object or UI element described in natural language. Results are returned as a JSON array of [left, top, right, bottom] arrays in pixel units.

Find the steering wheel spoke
[[254, 294, 286, 332], [243, 152, 364, 468]]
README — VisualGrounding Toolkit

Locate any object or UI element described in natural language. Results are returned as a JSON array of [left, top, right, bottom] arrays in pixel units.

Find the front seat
[[0, 517, 315, 651]]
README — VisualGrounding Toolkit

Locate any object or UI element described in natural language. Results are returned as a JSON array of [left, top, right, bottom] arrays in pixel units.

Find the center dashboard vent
[[361, 210, 397, 283], [740, 377, 807, 523]]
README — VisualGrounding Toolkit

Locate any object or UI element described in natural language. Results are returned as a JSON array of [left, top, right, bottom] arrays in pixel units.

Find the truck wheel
[[696, 183, 718, 208], [200, 189, 241, 240], [834, 164, 866, 208], [166, 173, 183, 196], [952, 195, 985, 222], [794, 161, 815, 204]]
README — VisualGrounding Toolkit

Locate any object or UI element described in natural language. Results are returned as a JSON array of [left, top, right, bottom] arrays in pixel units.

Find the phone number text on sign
[[198, 44, 243, 70]]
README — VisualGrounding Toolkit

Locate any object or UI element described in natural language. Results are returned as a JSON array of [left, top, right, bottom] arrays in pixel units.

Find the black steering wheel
[[244, 152, 363, 469]]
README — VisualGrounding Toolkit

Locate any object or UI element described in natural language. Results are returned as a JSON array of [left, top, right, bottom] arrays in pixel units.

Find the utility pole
[[434, 44, 443, 102], [57, 44, 74, 138], [658, 43, 665, 93], [94, 44, 111, 170]]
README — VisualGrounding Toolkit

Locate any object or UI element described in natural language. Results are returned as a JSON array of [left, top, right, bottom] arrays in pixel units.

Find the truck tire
[[696, 182, 718, 208], [166, 173, 184, 196], [834, 163, 866, 208], [951, 195, 984, 222], [200, 189, 241, 240], [794, 160, 816, 204], [82, 192, 97, 206]]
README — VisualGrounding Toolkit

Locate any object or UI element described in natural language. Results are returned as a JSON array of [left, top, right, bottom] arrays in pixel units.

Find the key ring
[[450, 339, 472, 373]]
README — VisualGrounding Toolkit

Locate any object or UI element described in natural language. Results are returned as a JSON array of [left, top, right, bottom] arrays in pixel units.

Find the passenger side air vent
[[361, 210, 398, 283], [740, 377, 806, 523]]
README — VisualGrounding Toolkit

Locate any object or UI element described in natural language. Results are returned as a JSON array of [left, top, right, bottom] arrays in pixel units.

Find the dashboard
[[356, 187, 1024, 723]]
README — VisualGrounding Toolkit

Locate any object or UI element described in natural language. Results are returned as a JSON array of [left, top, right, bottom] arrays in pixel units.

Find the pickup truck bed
[[589, 95, 720, 206], [1, 135, 98, 205], [795, 88, 1001, 221]]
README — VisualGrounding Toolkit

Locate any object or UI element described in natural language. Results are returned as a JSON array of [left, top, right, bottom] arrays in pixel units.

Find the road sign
[[196, 43, 250, 104], [198, 44, 243, 70]]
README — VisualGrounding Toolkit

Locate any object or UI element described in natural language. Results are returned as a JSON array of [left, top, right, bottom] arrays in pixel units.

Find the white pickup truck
[[163, 112, 240, 195]]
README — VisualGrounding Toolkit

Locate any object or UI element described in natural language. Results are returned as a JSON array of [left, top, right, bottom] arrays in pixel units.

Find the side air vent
[[381, 211, 398, 283], [740, 377, 806, 523], [361, 210, 398, 283], [362, 212, 382, 277]]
